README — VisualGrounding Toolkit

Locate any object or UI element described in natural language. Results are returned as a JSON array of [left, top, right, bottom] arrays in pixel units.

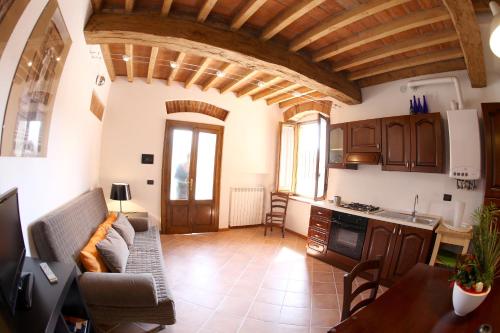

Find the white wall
[[0, 0, 111, 254], [99, 80, 281, 228]]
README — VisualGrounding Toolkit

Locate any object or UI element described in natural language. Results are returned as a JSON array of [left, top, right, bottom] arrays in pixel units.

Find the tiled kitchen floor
[[109, 227, 387, 333]]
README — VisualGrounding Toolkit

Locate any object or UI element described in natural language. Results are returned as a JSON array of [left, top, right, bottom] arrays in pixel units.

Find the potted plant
[[451, 204, 500, 316]]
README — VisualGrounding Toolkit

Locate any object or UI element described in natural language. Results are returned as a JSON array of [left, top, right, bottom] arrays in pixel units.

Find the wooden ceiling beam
[[230, 0, 267, 31], [266, 87, 313, 105], [198, 0, 218, 22], [333, 31, 458, 72], [261, 0, 325, 41], [100, 44, 115, 81], [278, 91, 325, 109], [125, 0, 135, 13], [202, 62, 232, 91], [348, 48, 463, 80], [358, 58, 467, 88], [84, 13, 362, 104], [312, 7, 451, 62], [442, 0, 486, 87], [289, 0, 411, 52], [91, 0, 103, 12], [185, 57, 211, 88], [161, 0, 173, 16], [252, 81, 301, 101], [147, 46, 158, 84], [167, 52, 185, 85], [237, 76, 281, 97], [220, 70, 258, 94], [125, 44, 134, 82]]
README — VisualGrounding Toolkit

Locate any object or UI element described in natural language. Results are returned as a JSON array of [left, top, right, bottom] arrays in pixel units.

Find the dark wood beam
[[357, 58, 467, 88], [147, 46, 158, 84], [442, 0, 487, 87], [161, 0, 173, 16], [84, 13, 362, 104], [198, 0, 218, 22]]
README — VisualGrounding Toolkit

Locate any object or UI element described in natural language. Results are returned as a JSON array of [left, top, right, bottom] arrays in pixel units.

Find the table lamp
[[110, 183, 131, 213]]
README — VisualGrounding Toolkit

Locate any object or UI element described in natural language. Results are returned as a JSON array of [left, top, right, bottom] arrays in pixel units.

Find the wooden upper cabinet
[[347, 119, 381, 153], [362, 219, 397, 279], [410, 113, 443, 173], [483, 103, 500, 200], [328, 123, 357, 169], [387, 225, 432, 281], [381, 116, 411, 171]]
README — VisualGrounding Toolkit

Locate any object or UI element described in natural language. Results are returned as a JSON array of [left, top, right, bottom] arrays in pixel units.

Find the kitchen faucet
[[412, 194, 419, 217]]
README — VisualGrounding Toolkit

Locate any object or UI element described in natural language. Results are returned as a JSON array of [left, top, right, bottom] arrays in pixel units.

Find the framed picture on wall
[[0, 0, 72, 157], [0, 0, 30, 58]]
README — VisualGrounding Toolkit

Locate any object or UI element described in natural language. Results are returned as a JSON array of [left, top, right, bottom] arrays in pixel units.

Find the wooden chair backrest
[[270, 192, 289, 215]]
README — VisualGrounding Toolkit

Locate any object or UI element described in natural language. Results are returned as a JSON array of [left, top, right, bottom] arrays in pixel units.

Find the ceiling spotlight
[[257, 81, 265, 88], [169, 61, 178, 69], [27, 61, 33, 67], [122, 54, 130, 62], [216, 70, 225, 78], [292, 91, 302, 98], [56, 56, 61, 62]]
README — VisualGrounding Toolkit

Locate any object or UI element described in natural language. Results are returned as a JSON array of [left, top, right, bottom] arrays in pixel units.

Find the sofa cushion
[[80, 214, 117, 272], [96, 228, 129, 273], [113, 213, 135, 247]]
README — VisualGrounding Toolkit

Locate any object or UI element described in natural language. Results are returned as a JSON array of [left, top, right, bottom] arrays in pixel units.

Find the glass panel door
[[194, 132, 217, 200], [169, 129, 193, 201], [329, 127, 344, 164]]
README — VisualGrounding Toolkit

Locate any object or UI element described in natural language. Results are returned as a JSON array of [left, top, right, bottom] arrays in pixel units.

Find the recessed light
[[292, 91, 302, 98], [216, 70, 225, 78], [122, 54, 130, 62], [27, 61, 33, 67], [169, 61, 178, 69], [56, 56, 61, 62], [257, 81, 265, 88]]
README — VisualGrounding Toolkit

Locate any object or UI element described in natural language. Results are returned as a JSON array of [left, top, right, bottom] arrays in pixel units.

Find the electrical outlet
[[443, 194, 452, 201]]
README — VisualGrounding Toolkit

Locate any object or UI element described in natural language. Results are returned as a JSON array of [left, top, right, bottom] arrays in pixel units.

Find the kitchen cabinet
[[347, 119, 381, 153], [409, 113, 443, 173], [306, 206, 331, 257], [361, 219, 433, 284], [382, 113, 443, 173], [482, 103, 500, 201], [328, 123, 357, 169]]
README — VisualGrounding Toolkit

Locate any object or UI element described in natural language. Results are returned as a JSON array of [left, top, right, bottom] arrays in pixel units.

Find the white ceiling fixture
[[122, 54, 130, 62], [169, 61, 178, 68], [490, 1, 500, 57], [292, 91, 302, 97], [216, 70, 225, 78], [257, 80, 265, 87]]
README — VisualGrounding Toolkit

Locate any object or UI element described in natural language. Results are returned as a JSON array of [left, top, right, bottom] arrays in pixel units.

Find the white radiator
[[229, 186, 265, 227]]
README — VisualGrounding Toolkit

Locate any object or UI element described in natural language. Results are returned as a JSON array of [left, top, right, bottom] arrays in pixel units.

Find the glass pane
[[296, 122, 319, 198], [195, 132, 217, 200], [278, 125, 295, 192], [316, 117, 327, 198], [170, 129, 192, 200], [329, 127, 344, 164]]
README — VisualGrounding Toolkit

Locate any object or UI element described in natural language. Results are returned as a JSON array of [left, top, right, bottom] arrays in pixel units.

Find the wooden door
[[381, 116, 411, 172], [409, 113, 443, 173], [347, 119, 381, 153], [161, 120, 223, 234], [387, 225, 433, 281], [483, 103, 500, 199], [362, 219, 398, 279]]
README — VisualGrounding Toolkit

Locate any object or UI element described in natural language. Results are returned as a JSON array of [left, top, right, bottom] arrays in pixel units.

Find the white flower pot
[[452, 282, 491, 316]]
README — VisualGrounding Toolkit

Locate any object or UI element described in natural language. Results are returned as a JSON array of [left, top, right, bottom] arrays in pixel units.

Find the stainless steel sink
[[373, 210, 439, 226]]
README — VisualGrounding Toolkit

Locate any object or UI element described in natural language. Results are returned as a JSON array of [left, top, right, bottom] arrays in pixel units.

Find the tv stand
[[17, 271, 34, 310], [0, 257, 94, 333]]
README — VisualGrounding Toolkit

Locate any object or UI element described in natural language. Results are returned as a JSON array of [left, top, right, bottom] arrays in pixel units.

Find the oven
[[328, 211, 368, 261]]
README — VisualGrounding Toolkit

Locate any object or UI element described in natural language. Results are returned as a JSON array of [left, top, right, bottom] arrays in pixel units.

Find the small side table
[[124, 211, 148, 219], [429, 224, 472, 266]]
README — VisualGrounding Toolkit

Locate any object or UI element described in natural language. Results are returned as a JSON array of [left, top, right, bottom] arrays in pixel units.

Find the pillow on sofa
[[79, 213, 118, 272], [112, 213, 135, 247], [96, 228, 129, 273]]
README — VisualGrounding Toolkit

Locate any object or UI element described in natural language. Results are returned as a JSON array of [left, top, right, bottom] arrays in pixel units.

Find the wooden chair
[[341, 256, 383, 321], [264, 192, 289, 238]]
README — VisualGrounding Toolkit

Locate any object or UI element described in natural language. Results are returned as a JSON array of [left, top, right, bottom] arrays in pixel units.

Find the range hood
[[344, 152, 380, 165]]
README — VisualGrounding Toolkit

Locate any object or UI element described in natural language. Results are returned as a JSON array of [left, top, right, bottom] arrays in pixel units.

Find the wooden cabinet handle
[[393, 226, 396, 234], [376, 143, 380, 149], [317, 211, 323, 215], [411, 162, 415, 168], [399, 228, 402, 236], [405, 161, 409, 168]]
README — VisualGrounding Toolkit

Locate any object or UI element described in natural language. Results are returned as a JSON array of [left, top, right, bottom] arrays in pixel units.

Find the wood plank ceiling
[[88, 0, 487, 108]]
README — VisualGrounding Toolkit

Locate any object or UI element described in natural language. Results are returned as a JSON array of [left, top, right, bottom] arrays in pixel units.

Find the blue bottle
[[417, 97, 423, 113], [410, 100, 415, 115], [422, 95, 429, 113], [413, 95, 418, 113]]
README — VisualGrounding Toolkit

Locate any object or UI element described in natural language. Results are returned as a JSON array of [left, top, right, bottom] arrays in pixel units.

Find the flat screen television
[[0, 188, 26, 315]]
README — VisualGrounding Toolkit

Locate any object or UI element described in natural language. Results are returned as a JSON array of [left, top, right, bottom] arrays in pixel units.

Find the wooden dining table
[[330, 263, 499, 333]]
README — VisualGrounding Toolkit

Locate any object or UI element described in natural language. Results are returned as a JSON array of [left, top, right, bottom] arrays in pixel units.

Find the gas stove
[[339, 202, 380, 213]]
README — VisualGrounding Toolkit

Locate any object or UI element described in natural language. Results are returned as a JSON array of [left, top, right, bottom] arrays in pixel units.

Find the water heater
[[447, 109, 481, 180]]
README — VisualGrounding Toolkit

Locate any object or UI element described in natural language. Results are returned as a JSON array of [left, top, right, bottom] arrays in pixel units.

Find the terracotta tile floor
[[109, 226, 387, 333]]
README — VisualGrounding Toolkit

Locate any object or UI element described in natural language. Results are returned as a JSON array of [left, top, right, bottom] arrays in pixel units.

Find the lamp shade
[[110, 183, 131, 201]]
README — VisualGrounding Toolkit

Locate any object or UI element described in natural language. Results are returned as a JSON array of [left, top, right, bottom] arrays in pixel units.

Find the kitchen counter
[[311, 201, 440, 231]]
